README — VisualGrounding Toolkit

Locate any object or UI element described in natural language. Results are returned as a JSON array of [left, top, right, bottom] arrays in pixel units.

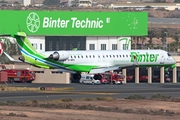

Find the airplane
[[5, 32, 176, 82]]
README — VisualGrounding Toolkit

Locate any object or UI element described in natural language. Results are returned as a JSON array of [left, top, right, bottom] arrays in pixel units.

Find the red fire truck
[[102, 72, 124, 84], [0, 65, 36, 83]]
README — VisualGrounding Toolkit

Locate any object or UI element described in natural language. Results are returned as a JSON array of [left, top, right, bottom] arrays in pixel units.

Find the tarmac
[[0, 83, 180, 102]]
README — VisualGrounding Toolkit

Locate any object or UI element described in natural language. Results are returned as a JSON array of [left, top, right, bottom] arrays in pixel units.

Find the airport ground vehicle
[[102, 72, 124, 84], [0, 65, 36, 83], [80, 74, 101, 85], [99, 77, 108, 84]]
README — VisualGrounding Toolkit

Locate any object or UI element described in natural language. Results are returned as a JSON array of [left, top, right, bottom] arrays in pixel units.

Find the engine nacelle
[[49, 51, 69, 61]]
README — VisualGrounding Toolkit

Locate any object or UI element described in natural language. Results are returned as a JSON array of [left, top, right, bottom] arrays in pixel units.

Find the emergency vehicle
[[126, 68, 148, 82], [102, 72, 124, 84], [0, 65, 36, 83]]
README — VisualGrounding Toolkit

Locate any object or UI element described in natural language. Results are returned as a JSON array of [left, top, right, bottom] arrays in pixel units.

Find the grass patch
[[94, 97, 115, 101], [0, 86, 74, 92], [81, 98, 94, 101], [150, 94, 171, 100], [7, 112, 28, 117], [61, 98, 73, 102], [125, 95, 146, 100], [6, 100, 17, 105]]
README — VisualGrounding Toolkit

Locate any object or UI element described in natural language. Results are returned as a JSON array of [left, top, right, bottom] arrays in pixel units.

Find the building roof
[[112, 3, 179, 7]]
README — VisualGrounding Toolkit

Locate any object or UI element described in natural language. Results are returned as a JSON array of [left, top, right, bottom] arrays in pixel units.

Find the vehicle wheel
[[112, 81, 116, 84], [28, 81, 32, 83], [8, 78, 13, 83], [22, 78, 28, 83]]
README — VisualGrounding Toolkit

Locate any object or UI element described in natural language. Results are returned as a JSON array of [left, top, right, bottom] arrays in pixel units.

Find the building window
[[112, 44, 117, 50], [123, 44, 128, 50], [48, 41, 53, 51], [32, 43, 37, 49], [101, 44, 106, 50], [89, 44, 95, 50], [55, 41, 60, 50], [40, 44, 42, 50]]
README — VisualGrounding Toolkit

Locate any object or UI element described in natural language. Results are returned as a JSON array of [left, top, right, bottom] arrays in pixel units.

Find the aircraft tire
[[72, 73, 81, 83], [94, 74, 102, 80]]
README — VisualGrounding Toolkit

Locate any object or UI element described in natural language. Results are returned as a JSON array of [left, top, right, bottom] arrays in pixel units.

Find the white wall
[[23, 0, 31, 6], [29, 36, 45, 53], [86, 37, 98, 50], [86, 36, 131, 50]]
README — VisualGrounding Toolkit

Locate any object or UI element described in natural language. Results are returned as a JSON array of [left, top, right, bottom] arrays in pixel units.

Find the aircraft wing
[[89, 58, 138, 74]]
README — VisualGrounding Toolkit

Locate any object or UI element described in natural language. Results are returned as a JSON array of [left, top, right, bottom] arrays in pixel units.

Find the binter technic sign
[[0, 10, 148, 36]]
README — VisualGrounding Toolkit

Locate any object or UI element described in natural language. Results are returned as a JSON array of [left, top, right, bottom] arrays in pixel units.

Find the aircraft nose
[[172, 57, 176, 64]]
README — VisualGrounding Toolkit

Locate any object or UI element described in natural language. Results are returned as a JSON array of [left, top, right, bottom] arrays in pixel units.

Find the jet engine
[[49, 51, 69, 61]]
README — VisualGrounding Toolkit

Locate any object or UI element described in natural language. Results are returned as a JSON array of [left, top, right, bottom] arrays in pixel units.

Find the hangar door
[[45, 36, 86, 51]]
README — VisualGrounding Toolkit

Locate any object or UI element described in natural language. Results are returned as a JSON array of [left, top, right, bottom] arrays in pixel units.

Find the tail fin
[[11, 32, 38, 55]]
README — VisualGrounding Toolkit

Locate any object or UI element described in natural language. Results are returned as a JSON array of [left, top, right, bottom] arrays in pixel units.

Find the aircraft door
[[160, 53, 165, 64]]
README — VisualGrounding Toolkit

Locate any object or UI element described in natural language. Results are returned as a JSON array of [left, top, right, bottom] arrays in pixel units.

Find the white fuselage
[[42, 50, 176, 67]]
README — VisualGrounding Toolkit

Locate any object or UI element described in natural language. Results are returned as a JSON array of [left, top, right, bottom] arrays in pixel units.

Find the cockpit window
[[167, 53, 171, 56]]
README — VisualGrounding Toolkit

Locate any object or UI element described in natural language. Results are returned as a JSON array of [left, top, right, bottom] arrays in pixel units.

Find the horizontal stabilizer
[[3, 52, 22, 63]]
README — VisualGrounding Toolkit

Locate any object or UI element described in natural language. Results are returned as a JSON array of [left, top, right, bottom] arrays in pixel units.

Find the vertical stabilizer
[[11, 32, 38, 55]]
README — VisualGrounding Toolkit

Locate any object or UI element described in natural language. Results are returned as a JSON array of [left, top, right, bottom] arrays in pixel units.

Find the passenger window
[[86, 55, 88, 58], [126, 55, 128, 57], [106, 55, 108, 58], [103, 55, 105, 58], [74, 56, 76, 58], [71, 56, 73, 58], [116, 55, 118, 57], [98, 55, 100, 58], [113, 55, 115, 58], [93, 55, 95, 58], [78, 56, 80, 58], [89, 55, 91, 58], [86, 76, 89, 79], [81, 56, 83, 58], [109, 55, 111, 58], [123, 55, 125, 57], [119, 55, 121, 57]]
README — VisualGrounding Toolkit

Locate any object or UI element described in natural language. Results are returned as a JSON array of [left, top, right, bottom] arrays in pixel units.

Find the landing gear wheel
[[93, 74, 102, 80], [72, 73, 81, 83]]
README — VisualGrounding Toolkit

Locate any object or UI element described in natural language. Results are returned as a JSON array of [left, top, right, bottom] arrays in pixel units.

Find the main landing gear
[[93, 74, 102, 80], [72, 72, 81, 83]]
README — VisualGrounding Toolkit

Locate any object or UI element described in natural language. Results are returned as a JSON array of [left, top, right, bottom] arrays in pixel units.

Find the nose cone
[[172, 57, 177, 64]]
